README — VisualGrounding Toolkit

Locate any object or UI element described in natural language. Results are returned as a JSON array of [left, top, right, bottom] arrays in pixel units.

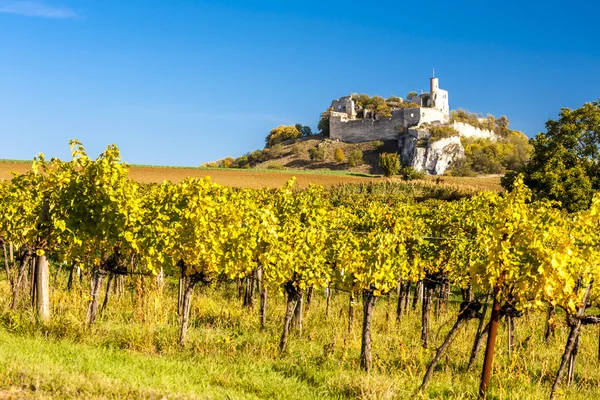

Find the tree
[[318, 109, 332, 137], [334, 148, 345, 163], [266, 125, 302, 148], [502, 100, 600, 212], [379, 153, 400, 177], [348, 150, 363, 167], [295, 123, 313, 137]]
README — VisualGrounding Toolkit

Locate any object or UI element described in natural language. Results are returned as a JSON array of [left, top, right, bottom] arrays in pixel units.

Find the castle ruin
[[328, 76, 496, 174], [329, 77, 449, 143]]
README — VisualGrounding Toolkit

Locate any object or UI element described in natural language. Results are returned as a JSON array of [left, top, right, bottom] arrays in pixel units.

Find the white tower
[[429, 75, 449, 117]]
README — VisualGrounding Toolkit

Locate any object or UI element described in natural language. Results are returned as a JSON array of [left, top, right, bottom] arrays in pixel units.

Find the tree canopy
[[265, 125, 302, 147], [501, 100, 600, 212]]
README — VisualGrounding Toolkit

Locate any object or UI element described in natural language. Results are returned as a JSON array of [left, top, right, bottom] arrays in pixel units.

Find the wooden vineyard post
[[35, 199, 50, 321], [479, 291, 501, 398]]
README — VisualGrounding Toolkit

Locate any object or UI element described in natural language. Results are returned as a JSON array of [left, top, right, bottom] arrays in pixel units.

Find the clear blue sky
[[1, 0, 599, 166]]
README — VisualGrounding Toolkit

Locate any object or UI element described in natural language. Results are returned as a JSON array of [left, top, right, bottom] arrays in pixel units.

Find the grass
[[0, 274, 599, 399]]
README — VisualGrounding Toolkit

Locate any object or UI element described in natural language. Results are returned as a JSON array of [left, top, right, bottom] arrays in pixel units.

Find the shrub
[[235, 155, 249, 168], [370, 140, 384, 150], [200, 162, 218, 168], [219, 157, 236, 168], [267, 163, 285, 170], [379, 153, 401, 177], [308, 147, 326, 162], [347, 150, 363, 167], [334, 148, 345, 163], [425, 124, 460, 142], [400, 166, 425, 180]]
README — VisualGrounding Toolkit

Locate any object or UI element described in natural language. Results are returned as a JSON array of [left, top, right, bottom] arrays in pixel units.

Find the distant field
[[0, 160, 502, 191]]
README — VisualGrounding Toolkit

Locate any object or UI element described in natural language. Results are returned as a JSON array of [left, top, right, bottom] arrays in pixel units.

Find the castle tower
[[429, 76, 449, 117]]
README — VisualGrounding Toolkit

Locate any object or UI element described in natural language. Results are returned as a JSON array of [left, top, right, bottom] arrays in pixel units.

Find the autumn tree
[[266, 125, 302, 148], [502, 100, 600, 212]]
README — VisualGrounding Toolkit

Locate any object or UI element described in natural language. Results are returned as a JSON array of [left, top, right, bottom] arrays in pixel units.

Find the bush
[[219, 157, 236, 168], [200, 162, 218, 168], [425, 124, 460, 142], [378, 153, 401, 177], [370, 140, 384, 150], [235, 155, 249, 168], [334, 148, 345, 163], [347, 150, 363, 167], [308, 147, 326, 162], [267, 163, 285, 170], [400, 166, 425, 180]]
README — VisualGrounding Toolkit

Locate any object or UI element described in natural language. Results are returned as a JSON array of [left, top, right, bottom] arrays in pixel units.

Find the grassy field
[[0, 160, 502, 192], [0, 275, 598, 399]]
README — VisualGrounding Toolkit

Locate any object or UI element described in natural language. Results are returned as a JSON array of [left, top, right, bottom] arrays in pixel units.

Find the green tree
[[502, 100, 600, 212], [266, 125, 302, 147], [318, 109, 332, 137], [379, 153, 400, 177], [348, 150, 363, 167], [308, 147, 326, 162]]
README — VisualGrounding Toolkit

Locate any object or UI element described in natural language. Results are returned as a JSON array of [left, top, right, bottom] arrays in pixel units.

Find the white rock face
[[400, 132, 464, 175], [452, 121, 496, 140]]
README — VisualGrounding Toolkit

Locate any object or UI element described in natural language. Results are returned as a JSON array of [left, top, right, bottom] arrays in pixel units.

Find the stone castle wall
[[330, 107, 443, 143]]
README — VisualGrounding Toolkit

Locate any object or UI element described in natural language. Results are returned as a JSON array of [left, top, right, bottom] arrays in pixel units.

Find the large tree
[[502, 100, 600, 212]]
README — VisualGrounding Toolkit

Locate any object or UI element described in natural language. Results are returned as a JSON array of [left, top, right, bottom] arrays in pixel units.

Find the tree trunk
[[293, 292, 304, 334], [421, 313, 469, 391], [396, 281, 406, 322], [360, 290, 377, 371], [85, 269, 104, 326], [243, 272, 256, 309], [66, 262, 76, 291], [403, 282, 411, 314], [468, 291, 492, 370], [567, 335, 580, 385], [325, 285, 332, 318], [2, 241, 14, 292], [507, 315, 515, 360], [550, 281, 593, 400], [306, 286, 313, 310], [179, 277, 198, 347], [35, 250, 50, 321], [412, 280, 421, 310], [257, 268, 267, 329], [479, 293, 501, 398], [100, 272, 114, 315], [347, 293, 356, 335], [279, 282, 301, 353], [421, 280, 436, 348], [544, 304, 556, 343], [11, 254, 30, 311]]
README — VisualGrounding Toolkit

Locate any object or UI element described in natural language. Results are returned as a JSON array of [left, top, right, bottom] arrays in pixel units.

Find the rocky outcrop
[[399, 129, 465, 175]]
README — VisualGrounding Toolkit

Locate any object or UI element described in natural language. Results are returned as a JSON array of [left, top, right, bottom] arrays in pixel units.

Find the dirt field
[[0, 161, 502, 191]]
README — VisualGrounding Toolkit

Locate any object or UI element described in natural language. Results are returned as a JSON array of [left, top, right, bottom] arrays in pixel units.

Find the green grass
[[0, 278, 599, 399]]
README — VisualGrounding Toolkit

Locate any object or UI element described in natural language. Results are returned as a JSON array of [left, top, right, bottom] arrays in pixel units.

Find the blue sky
[[1, 0, 599, 166]]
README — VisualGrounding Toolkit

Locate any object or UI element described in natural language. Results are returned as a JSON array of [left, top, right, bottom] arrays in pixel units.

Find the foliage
[[308, 147, 326, 162], [318, 109, 332, 137], [502, 100, 600, 212], [400, 166, 425, 181], [347, 150, 363, 167], [219, 157, 236, 168], [370, 140, 384, 150], [334, 148, 345, 163], [378, 153, 400, 177], [446, 131, 532, 177], [266, 125, 302, 148], [423, 124, 460, 142], [295, 123, 314, 137]]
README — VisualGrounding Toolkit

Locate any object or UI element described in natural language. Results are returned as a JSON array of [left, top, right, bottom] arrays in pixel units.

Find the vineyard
[[1, 141, 600, 399]]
